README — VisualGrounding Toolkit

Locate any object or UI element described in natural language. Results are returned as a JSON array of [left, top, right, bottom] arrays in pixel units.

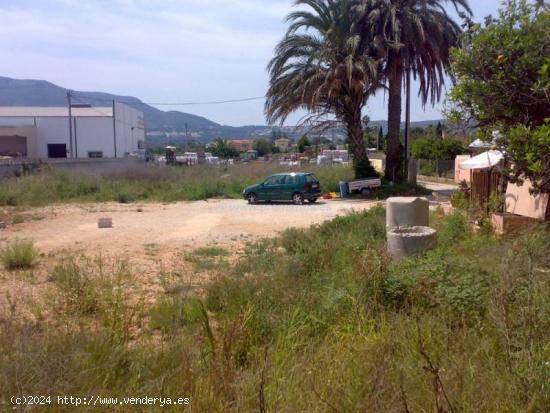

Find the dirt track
[[1, 198, 380, 256]]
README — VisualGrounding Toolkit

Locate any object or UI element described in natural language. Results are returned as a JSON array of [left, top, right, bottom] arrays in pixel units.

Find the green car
[[243, 172, 321, 205]]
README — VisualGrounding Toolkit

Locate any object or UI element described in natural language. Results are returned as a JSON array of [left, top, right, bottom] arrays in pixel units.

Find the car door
[[281, 174, 297, 200], [259, 175, 284, 200]]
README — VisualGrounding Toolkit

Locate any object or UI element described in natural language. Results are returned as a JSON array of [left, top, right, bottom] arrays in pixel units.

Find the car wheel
[[308, 198, 318, 203], [292, 192, 304, 205], [247, 193, 258, 204]]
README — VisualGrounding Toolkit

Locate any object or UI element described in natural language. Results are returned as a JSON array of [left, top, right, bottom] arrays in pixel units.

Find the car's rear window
[[305, 174, 318, 183]]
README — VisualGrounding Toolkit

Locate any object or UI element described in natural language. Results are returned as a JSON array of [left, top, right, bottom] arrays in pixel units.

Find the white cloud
[[0, 0, 504, 125]]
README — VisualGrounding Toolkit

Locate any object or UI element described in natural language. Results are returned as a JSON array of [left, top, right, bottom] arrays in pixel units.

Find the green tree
[[266, 0, 379, 178], [209, 138, 240, 158], [378, 126, 384, 150], [412, 138, 466, 160], [297, 135, 311, 153], [362, 115, 378, 149], [448, 0, 549, 130], [253, 139, 274, 157], [448, 0, 550, 193], [355, 0, 471, 181]]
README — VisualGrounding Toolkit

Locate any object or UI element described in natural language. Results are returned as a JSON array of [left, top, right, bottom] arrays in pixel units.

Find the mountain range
[[0, 76, 443, 143]]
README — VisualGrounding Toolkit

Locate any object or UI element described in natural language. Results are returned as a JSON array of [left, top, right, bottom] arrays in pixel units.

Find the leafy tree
[[412, 137, 467, 176], [448, 0, 550, 193], [354, 0, 470, 181], [505, 123, 550, 194], [209, 138, 240, 158], [378, 126, 384, 150], [297, 135, 311, 153], [266, 0, 379, 178], [253, 139, 274, 157], [448, 0, 549, 130], [412, 138, 466, 161], [362, 115, 378, 149]]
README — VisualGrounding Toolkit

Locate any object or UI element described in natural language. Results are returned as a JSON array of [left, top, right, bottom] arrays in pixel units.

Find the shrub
[[450, 190, 469, 210], [436, 210, 470, 246], [0, 240, 38, 270], [149, 298, 204, 333], [51, 259, 102, 315], [11, 215, 25, 225]]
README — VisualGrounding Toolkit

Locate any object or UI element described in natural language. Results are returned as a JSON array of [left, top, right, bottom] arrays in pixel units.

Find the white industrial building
[[0, 103, 144, 159]]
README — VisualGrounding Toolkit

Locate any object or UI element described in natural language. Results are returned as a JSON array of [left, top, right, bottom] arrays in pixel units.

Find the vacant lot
[[0, 198, 380, 254], [0, 198, 381, 318]]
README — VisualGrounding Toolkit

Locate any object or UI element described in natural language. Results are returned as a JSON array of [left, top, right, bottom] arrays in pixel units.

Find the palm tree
[[265, 0, 381, 178], [354, 0, 471, 181]]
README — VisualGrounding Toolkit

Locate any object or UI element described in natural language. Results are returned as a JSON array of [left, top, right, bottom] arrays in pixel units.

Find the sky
[[0, 0, 506, 126]]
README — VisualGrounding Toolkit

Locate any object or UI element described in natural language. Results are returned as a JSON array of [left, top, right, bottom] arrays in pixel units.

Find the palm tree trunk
[[346, 107, 375, 178], [385, 59, 404, 182]]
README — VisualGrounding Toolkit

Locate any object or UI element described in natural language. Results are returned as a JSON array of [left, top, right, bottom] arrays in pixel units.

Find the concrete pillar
[[386, 197, 429, 229]]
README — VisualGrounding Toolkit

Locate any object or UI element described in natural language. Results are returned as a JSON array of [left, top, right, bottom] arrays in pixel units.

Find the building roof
[[228, 139, 252, 144], [0, 106, 113, 117]]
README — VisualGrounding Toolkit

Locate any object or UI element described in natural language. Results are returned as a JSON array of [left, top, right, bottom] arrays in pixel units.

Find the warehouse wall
[[0, 104, 144, 159], [74, 117, 115, 158], [114, 102, 145, 156], [0, 126, 39, 157]]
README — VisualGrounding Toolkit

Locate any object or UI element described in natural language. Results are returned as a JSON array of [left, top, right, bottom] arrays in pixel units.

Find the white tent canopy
[[468, 131, 502, 149], [459, 150, 504, 170], [468, 138, 492, 149]]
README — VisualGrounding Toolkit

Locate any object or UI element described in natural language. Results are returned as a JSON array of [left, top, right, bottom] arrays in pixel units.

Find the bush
[[2, 209, 549, 411], [0, 240, 38, 270], [149, 298, 203, 333], [451, 190, 469, 210], [0, 163, 354, 206]]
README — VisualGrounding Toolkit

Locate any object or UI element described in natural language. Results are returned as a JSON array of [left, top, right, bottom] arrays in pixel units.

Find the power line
[[70, 92, 265, 106]]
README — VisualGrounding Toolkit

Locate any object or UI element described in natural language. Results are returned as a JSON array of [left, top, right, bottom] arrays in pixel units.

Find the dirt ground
[[0, 198, 381, 254], [0, 199, 382, 318]]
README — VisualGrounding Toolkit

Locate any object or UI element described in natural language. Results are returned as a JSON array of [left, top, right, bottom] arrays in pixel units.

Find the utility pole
[[185, 122, 189, 149], [112, 100, 117, 158], [67, 90, 73, 158], [404, 69, 410, 181]]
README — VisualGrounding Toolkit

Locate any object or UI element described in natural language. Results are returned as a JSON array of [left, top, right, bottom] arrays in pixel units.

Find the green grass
[[0, 240, 39, 270], [185, 246, 230, 273], [0, 163, 355, 206], [1, 211, 548, 411], [11, 215, 25, 225]]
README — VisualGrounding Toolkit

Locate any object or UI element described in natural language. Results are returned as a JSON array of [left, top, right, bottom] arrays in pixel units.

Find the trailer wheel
[[361, 188, 371, 197]]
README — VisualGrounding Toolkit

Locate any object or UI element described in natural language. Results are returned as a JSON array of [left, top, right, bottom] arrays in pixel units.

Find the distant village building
[[0, 104, 144, 159], [275, 138, 291, 152], [227, 139, 253, 152], [244, 149, 258, 161]]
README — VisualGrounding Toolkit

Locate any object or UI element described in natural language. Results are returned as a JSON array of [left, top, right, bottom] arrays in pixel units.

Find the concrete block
[[491, 213, 538, 236], [98, 217, 113, 229], [386, 197, 429, 229], [387, 226, 437, 258]]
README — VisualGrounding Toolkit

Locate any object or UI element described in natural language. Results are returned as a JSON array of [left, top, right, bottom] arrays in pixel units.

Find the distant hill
[[0, 76, 219, 131], [0, 76, 444, 143]]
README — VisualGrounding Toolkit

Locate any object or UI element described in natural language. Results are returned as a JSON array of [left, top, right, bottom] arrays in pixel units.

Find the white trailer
[[347, 177, 382, 196]]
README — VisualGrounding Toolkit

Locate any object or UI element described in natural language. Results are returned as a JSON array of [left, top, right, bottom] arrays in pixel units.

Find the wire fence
[[415, 159, 455, 179]]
